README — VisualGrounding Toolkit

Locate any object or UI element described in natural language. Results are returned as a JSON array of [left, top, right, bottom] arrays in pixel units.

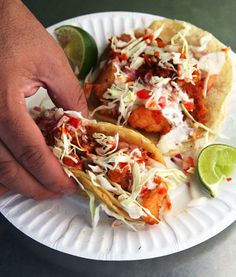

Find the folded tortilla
[[33, 108, 178, 227], [148, 19, 233, 153], [89, 18, 234, 155]]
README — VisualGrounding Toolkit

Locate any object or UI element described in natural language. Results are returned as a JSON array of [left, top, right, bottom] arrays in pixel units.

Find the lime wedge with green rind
[[197, 144, 236, 197], [55, 25, 98, 80]]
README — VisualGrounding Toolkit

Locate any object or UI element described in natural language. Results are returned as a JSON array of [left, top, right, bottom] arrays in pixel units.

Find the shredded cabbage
[[93, 132, 119, 156], [101, 204, 137, 231], [130, 56, 144, 70], [171, 24, 191, 57], [46, 108, 189, 228], [180, 102, 215, 134], [63, 167, 85, 190], [119, 195, 145, 219], [96, 174, 119, 193], [87, 171, 100, 187], [86, 190, 101, 228]]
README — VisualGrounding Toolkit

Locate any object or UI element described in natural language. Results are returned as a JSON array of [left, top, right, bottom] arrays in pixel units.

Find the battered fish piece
[[93, 61, 116, 99], [33, 107, 186, 228], [128, 106, 171, 134], [89, 18, 233, 154]]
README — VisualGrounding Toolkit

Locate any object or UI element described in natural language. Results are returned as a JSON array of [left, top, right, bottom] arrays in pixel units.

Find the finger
[[0, 108, 77, 195], [0, 184, 9, 197], [42, 48, 89, 117], [0, 139, 62, 200]]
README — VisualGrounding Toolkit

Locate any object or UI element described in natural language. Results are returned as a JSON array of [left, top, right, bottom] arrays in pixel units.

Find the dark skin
[[0, 0, 88, 199]]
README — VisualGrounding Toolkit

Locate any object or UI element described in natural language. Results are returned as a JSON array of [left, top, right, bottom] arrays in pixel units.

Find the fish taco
[[32, 107, 187, 228], [89, 18, 233, 154]]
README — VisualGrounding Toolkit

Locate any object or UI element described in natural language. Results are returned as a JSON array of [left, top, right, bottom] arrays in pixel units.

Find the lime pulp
[[55, 25, 98, 80], [197, 144, 236, 197]]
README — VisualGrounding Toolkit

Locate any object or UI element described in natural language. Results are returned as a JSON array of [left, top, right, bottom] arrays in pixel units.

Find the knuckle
[[43, 178, 66, 193], [18, 145, 46, 172], [0, 160, 19, 185], [31, 190, 58, 200], [21, 184, 50, 200], [31, 193, 48, 201], [72, 85, 88, 110]]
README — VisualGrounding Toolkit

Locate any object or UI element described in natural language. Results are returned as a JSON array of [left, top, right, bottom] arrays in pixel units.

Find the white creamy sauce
[[158, 121, 193, 153], [162, 102, 184, 127], [146, 179, 158, 190], [191, 34, 212, 53], [198, 51, 225, 74]]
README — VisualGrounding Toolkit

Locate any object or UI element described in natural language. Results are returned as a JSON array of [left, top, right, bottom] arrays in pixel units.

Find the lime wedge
[[55, 25, 98, 80], [197, 144, 236, 197]]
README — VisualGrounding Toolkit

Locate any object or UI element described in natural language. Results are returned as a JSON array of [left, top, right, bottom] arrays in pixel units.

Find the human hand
[[0, 0, 88, 199]]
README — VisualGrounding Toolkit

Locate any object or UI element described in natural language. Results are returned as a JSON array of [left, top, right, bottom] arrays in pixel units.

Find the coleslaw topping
[[93, 22, 227, 152], [33, 107, 189, 228]]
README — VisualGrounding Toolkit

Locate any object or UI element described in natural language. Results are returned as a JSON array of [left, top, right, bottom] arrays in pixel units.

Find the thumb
[[44, 50, 89, 117]]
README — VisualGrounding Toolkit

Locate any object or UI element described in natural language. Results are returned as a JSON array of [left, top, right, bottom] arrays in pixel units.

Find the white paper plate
[[1, 12, 236, 261]]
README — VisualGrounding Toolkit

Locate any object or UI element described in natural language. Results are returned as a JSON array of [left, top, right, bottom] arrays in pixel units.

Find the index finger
[[40, 47, 89, 117], [0, 107, 77, 194]]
